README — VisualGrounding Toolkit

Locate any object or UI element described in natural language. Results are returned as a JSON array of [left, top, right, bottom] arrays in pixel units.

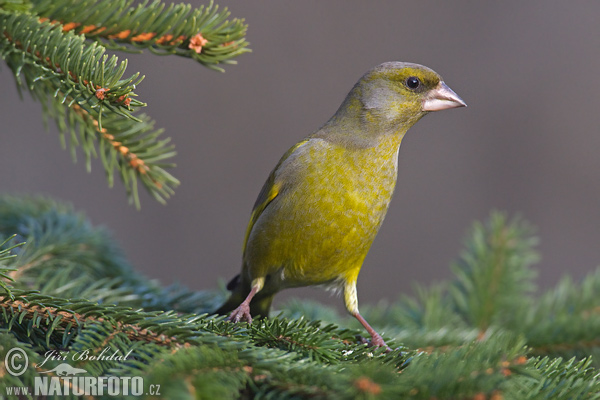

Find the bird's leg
[[344, 278, 391, 351], [228, 287, 257, 323], [228, 277, 264, 324], [352, 311, 391, 352]]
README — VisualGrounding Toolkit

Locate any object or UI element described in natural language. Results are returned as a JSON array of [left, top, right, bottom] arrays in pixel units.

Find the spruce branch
[[512, 357, 600, 399], [2, 196, 600, 398], [0, 196, 223, 315], [1, 11, 145, 114], [30, 0, 250, 71], [449, 212, 539, 333], [1, 1, 249, 207], [62, 103, 179, 207], [0, 290, 194, 349], [0, 0, 29, 13], [522, 269, 600, 362], [0, 11, 182, 207], [0, 234, 24, 297]]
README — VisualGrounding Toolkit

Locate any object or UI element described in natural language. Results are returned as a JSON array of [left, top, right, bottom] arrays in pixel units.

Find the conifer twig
[[31, 0, 250, 71], [0, 296, 181, 346]]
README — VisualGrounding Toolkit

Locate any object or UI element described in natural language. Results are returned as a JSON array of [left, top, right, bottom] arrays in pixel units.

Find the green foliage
[[31, 0, 249, 69], [523, 269, 600, 363], [0, 234, 24, 296], [0, 197, 600, 399], [0, 196, 222, 313], [0, 0, 249, 207], [0, 0, 29, 12], [449, 212, 539, 330]]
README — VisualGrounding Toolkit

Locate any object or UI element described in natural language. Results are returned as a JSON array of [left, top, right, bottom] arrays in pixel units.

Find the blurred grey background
[[1, 1, 600, 310]]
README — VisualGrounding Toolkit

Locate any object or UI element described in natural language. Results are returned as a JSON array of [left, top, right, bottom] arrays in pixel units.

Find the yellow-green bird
[[216, 62, 465, 348]]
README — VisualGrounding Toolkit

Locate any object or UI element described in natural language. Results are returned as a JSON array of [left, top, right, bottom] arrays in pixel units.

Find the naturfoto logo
[[4, 346, 159, 397], [39, 363, 87, 376]]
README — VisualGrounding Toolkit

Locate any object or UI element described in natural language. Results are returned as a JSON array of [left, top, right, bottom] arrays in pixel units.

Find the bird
[[216, 62, 466, 349]]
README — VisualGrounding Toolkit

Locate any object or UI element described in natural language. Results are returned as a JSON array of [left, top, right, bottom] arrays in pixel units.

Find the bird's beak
[[422, 81, 466, 112]]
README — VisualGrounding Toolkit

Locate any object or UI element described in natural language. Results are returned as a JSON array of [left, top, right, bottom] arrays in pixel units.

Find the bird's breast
[[245, 135, 403, 287]]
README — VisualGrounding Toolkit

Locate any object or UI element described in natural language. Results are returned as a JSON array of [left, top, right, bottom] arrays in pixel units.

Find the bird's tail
[[214, 274, 274, 318]]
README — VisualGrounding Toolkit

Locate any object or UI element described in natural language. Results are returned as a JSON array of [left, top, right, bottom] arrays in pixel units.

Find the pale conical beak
[[422, 81, 466, 112]]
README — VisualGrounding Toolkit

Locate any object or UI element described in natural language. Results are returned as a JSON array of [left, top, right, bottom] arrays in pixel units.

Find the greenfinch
[[217, 62, 466, 348]]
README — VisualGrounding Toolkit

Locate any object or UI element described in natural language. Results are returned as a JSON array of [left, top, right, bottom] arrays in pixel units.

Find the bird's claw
[[228, 303, 253, 324], [358, 335, 392, 353]]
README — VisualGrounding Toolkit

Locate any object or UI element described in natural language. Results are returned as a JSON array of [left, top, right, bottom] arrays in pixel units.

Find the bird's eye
[[405, 76, 421, 90]]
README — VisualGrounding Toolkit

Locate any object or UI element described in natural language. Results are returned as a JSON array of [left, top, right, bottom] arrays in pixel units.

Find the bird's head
[[357, 62, 466, 127], [325, 62, 466, 136], [316, 62, 466, 146]]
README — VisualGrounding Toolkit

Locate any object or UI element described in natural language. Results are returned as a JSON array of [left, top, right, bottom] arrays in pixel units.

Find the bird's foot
[[228, 303, 253, 324], [358, 334, 392, 353]]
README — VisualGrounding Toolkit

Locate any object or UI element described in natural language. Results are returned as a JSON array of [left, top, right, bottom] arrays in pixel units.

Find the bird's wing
[[242, 139, 310, 253]]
